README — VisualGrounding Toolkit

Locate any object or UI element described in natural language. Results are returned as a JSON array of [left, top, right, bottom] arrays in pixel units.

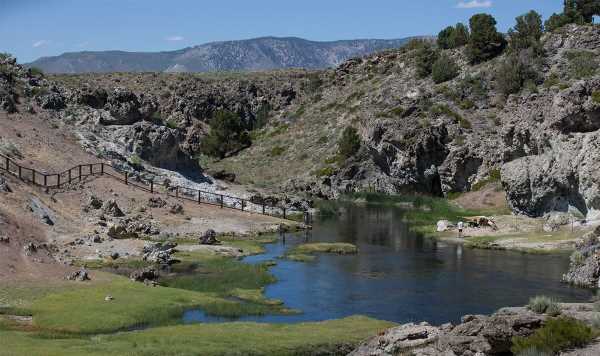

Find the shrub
[[28, 67, 44, 77], [543, 73, 560, 88], [438, 23, 470, 49], [496, 52, 539, 96], [511, 317, 594, 355], [432, 54, 459, 84], [566, 50, 598, 79], [254, 103, 271, 129], [592, 91, 600, 104], [338, 126, 361, 160], [527, 295, 561, 315], [269, 146, 285, 157], [432, 105, 471, 129], [315, 166, 335, 177], [414, 42, 439, 78], [570, 251, 586, 266], [201, 110, 251, 159], [467, 13, 507, 64]]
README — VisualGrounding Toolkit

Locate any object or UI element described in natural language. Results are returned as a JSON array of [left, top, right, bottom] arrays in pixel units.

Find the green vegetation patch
[[527, 296, 562, 316], [511, 317, 595, 355], [29, 276, 232, 335], [0, 316, 394, 356], [288, 243, 358, 256], [591, 90, 600, 104]]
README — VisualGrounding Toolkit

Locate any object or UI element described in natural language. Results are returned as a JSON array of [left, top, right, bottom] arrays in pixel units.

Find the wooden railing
[[0, 153, 303, 221]]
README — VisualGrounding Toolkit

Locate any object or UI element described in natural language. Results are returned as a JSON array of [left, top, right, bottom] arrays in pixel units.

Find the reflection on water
[[184, 204, 593, 325]]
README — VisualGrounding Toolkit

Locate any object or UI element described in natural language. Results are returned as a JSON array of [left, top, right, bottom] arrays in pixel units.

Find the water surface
[[184, 204, 592, 325]]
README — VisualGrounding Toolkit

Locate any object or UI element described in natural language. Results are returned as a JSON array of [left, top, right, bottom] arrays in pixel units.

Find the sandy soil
[[0, 110, 295, 284]]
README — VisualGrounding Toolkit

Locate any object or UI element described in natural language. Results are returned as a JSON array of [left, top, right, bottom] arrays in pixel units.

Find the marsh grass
[[0, 316, 394, 356], [162, 256, 276, 296], [28, 276, 234, 335], [511, 317, 594, 355]]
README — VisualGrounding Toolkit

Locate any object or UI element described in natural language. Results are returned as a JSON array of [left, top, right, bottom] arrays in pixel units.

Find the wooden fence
[[0, 153, 301, 221]]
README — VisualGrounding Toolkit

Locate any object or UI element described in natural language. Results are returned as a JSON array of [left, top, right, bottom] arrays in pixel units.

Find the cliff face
[[4, 25, 600, 218]]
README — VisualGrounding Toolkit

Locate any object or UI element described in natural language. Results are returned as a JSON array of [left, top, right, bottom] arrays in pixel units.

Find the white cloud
[[32, 40, 49, 48], [165, 35, 184, 41], [456, 0, 492, 9]]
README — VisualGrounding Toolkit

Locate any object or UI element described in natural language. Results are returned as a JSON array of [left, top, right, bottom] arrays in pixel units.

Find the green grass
[[0, 316, 394, 356], [162, 256, 276, 296], [592, 90, 600, 104], [527, 296, 561, 316], [511, 317, 595, 355], [28, 275, 236, 335], [289, 243, 358, 256], [284, 254, 317, 262]]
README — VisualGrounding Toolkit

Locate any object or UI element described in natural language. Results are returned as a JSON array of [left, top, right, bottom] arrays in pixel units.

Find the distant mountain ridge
[[26, 36, 414, 73]]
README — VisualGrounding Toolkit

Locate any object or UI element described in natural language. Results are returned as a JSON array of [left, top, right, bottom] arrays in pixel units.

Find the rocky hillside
[[26, 37, 412, 74], [4, 24, 600, 220]]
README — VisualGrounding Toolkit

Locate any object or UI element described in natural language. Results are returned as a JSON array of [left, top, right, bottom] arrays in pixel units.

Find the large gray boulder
[[501, 131, 600, 217]]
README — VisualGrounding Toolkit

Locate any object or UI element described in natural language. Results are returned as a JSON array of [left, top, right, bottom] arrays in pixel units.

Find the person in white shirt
[[457, 221, 464, 238]]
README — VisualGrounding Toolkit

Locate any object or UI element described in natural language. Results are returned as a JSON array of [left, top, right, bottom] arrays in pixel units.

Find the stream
[[184, 204, 593, 325]]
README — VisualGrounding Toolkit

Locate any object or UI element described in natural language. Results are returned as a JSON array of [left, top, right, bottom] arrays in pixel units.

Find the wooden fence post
[[78, 165, 82, 182], [241, 200, 245, 211], [43, 174, 47, 187], [220, 195, 224, 208], [198, 191, 201, 204], [283, 208, 286, 220], [150, 180, 154, 194], [124, 172, 128, 185], [4, 156, 8, 170], [18, 166, 21, 180], [100, 163, 104, 175], [57, 174, 61, 187], [88, 164, 92, 176], [68, 169, 72, 184], [262, 204, 266, 215]]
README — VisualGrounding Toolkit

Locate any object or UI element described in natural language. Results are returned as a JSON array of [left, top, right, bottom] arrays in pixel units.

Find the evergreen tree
[[338, 127, 361, 159], [201, 110, 251, 159], [452, 23, 470, 48], [467, 14, 507, 64], [508, 10, 544, 52], [414, 42, 439, 78], [437, 26, 455, 49]]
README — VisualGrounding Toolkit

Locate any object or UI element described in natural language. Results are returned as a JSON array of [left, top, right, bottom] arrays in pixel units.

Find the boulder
[[199, 229, 220, 245], [66, 269, 90, 281], [169, 203, 184, 214], [0, 235, 9, 243], [563, 254, 600, 288], [36, 91, 66, 110], [437, 220, 452, 232], [102, 199, 125, 217], [129, 267, 158, 282], [107, 223, 139, 240], [348, 322, 443, 356], [0, 176, 11, 192], [148, 197, 167, 208], [142, 242, 178, 265], [85, 195, 103, 211], [26, 197, 54, 225]]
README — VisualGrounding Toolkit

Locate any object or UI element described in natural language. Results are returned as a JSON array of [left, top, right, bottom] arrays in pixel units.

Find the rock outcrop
[[563, 227, 600, 287], [350, 307, 547, 356]]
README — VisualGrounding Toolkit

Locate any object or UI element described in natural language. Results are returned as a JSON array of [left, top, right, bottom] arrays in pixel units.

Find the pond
[[184, 204, 593, 325]]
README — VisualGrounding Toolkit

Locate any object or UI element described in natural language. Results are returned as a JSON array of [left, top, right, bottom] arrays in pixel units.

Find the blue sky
[[1, 0, 563, 63]]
